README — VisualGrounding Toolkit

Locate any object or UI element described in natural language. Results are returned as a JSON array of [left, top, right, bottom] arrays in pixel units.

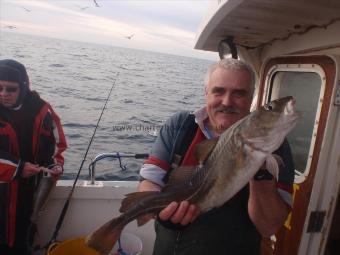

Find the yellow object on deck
[[284, 183, 300, 230], [47, 237, 99, 255]]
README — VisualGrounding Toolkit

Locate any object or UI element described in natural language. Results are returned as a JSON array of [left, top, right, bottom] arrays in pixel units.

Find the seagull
[[21, 7, 31, 12], [4, 25, 17, 29], [75, 5, 90, 11], [124, 34, 134, 40], [93, 0, 100, 7]]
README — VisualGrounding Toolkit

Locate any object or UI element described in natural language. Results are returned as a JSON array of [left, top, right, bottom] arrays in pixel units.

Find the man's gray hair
[[204, 58, 256, 97]]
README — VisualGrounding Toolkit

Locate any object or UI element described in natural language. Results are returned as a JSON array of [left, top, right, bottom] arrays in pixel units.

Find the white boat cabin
[[195, 0, 340, 254]]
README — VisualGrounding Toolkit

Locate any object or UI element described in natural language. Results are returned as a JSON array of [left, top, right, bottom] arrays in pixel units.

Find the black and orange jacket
[[0, 93, 67, 246]]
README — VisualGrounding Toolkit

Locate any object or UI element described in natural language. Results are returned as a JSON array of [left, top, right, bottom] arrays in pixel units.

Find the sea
[[0, 32, 214, 180]]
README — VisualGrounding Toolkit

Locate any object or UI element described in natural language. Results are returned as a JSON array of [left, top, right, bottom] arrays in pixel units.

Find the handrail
[[88, 153, 149, 184]]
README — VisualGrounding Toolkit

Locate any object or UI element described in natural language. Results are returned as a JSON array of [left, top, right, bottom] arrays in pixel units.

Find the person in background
[[0, 59, 67, 255], [138, 58, 295, 255]]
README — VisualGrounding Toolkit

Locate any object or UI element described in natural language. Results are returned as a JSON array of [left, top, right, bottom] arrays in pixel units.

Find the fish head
[[240, 96, 300, 152]]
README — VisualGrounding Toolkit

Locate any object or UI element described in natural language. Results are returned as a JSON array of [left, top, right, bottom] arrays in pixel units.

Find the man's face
[[205, 67, 253, 132], [0, 80, 20, 108]]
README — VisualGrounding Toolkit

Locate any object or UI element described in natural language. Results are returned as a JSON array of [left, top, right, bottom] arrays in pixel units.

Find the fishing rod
[[46, 72, 120, 248]]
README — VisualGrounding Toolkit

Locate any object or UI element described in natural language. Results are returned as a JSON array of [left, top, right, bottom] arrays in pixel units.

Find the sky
[[0, 0, 219, 60]]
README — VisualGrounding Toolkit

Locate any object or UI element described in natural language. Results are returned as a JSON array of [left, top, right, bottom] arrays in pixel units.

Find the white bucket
[[110, 232, 143, 255]]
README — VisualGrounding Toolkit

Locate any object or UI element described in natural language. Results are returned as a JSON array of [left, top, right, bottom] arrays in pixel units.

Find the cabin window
[[264, 65, 325, 183]]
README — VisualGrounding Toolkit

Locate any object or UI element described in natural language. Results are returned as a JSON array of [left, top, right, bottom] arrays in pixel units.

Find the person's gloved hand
[[39, 165, 63, 180], [22, 162, 41, 178], [49, 165, 63, 180]]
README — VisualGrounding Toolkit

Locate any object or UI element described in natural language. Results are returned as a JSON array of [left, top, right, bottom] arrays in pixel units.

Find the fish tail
[[85, 216, 125, 255]]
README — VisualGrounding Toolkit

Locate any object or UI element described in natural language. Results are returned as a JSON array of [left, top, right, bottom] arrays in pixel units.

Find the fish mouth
[[284, 98, 301, 123], [284, 98, 295, 114], [278, 113, 300, 132]]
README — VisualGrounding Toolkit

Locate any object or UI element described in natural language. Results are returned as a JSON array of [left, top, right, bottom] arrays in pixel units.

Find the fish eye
[[264, 103, 273, 111]]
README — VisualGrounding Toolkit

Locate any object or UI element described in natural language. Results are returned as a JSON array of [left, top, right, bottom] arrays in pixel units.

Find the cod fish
[[31, 172, 56, 222], [27, 171, 56, 245], [85, 96, 300, 255]]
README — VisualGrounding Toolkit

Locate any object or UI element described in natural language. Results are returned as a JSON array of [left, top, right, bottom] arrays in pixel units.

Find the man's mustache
[[214, 106, 240, 114]]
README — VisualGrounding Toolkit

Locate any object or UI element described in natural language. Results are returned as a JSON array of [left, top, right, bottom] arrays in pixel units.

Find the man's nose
[[221, 93, 233, 106]]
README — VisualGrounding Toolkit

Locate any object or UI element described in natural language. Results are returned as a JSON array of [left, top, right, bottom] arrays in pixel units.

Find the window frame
[[262, 64, 326, 183], [257, 55, 337, 255]]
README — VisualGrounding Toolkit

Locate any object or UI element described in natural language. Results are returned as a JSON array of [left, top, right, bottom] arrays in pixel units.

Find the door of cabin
[[257, 55, 340, 255]]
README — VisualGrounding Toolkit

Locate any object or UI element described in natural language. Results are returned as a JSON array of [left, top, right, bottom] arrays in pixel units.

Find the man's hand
[[22, 162, 41, 178], [138, 180, 200, 225], [49, 165, 63, 180], [39, 165, 63, 180], [159, 201, 200, 226], [248, 179, 290, 237]]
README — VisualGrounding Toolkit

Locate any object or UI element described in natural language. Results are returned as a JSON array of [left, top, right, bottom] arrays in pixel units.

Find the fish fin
[[137, 214, 155, 226], [120, 191, 158, 213], [194, 137, 219, 163], [265, 154, 282, 180], [164, 165, 197, 188], [235, 146, 247, 169], [272, 154, 285, 167], [85, 217, 124, 255]]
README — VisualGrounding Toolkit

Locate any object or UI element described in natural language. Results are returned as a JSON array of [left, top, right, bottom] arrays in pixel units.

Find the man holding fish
[[86, 58, 298, 255], [0, 59, 67, 255], [138, 58, 295, 254]]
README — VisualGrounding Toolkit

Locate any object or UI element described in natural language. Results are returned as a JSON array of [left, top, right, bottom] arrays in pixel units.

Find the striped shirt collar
[[193, 107, 215, 139]]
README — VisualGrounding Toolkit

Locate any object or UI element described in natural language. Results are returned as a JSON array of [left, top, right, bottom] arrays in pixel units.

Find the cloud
[[0, 0, 217, 59]]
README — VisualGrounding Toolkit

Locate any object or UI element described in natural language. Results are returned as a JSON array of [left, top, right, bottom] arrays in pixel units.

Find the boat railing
[[88, 153, 149, 184]]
